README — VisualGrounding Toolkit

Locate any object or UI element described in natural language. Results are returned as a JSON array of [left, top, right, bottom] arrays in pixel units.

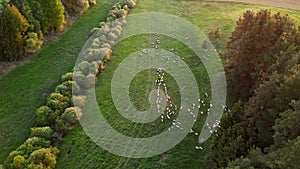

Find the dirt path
[[207, 0, 300, 10]]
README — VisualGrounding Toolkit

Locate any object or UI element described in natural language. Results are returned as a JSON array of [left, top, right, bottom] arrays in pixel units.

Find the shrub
[[36, 106, 54, 126], [27, 147, 59, 169], [108, 32, 118, 42], [47, 92, 71, 112], [63, 0, 90, 16], [88, 0, 96, 6], [0, 4, 29, 61], [25, 32, 43, 53], [23, 137, 51, 149], [55, 80, 80, 98], [37, 0, 65, 33], [123, 0, 136, 9], [61, 72, 73, 82], [110, 27, 122, 37], [89, 27, 101, 36], [55, 80, 73, 98], [72, 81, 81, 95], [104, 48, 112, 61], [30, 126, 54, 140], [72, 95, 87, 108], [98, 34, 108, 42], [118, 16, 127, 25], [99, 61, 106, 72], [87, 61, 99, 75], [112, 2, 122, 10], [83, 74, 96, 89], [11, 155, 25, 168], [86, 48, 111, 62], [54, 118, 66, 132], [73, 71, 85, 88], [75, 61, 90, 75], [93, 60, 102, 73], [107, 8, 127, 21], [92, 38, 104, 49], [5, 150, 22, 169], [17, 137, 50, 158], [101, 43, 111, 49], [73, 73, 96, 90], [62, 107, 82, 126], [123, 5, 129, 11]]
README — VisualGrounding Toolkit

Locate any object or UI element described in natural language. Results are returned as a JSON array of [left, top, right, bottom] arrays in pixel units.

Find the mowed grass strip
[[55, 0, 300, 168], [0, 1, 112, 162]]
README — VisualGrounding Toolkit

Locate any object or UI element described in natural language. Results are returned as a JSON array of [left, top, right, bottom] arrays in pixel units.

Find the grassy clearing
[[0, 1, 111, 162], [54, 0, 300, 168]]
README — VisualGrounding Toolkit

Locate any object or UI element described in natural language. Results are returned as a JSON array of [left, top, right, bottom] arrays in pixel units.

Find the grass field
[[1, 0, 300, 168], [54, 0, 300, 169], [0, 1, 112, 162]]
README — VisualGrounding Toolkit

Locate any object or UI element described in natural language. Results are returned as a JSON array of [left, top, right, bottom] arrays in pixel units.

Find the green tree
[[211, 102, 251, 168], [37, 0, 65, 33], [0, 3, 29, 61], [275, 64, 300, 112], [273, 99, 300, 148], [228, 137, 300, 169], [27, 0, 48, 34], [224, 10, 297, 100], [10, 0, 43, 37], [242, 73, 281, 148]]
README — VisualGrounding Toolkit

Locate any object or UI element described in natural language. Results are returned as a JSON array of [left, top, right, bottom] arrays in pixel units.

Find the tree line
[[0, 0, 96, 61], [212, 9, 300, 168]]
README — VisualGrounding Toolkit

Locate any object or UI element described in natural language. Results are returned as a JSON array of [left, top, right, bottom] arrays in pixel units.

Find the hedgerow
[[4, 0, 137, 168]]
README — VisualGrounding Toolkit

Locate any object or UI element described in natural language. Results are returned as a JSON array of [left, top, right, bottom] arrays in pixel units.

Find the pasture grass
[[55, 34, 211, 168], [55, 0, 300, 168], [1, 0, 300, 168]]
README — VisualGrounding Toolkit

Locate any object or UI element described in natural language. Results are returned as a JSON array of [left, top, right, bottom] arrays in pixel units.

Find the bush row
[[4, 0, 137, 168], [73, 1, 132, 92]]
